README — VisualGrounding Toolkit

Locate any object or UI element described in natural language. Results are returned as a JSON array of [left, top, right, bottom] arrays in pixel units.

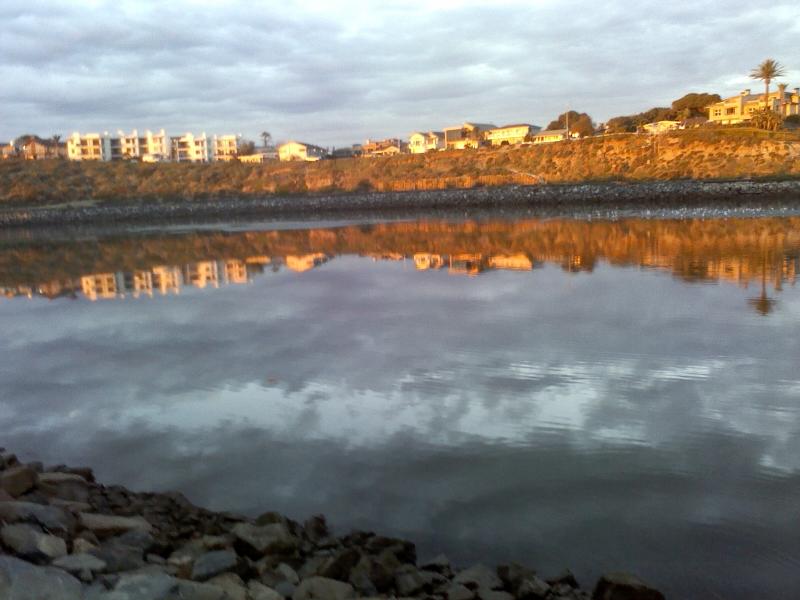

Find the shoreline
[[3, 179, 800, 228], [0, 449, 665, 599]]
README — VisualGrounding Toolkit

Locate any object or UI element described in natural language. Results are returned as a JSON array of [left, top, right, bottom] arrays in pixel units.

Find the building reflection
[[1, 218, 798, 314]]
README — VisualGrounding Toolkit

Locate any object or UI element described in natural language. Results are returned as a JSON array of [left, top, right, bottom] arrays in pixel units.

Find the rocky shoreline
[[0, 449, 665, 599], [2, 178, 800, 227]]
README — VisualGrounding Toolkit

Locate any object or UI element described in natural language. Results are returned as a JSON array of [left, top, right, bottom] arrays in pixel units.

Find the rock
[[0, 555, 83, 600], [364, 535, 416, 565], [106, 568, 177, 599], [592, 573, 665, 600], [0, 451, 20, 469], [249, 580, 285, 600], [275, 579, 297, 598], [79, 513, 152, 539], [303, 515, 329, 543], [73, 537, 99, 554], [0, 489, 14, 502], [52, 553, 107, 581], [292, 576, 355, 600], [0, 465, 37, 497], [446, 583, 476, 600], [232, 522, 299, 556], [207, 572, 248, 600], [453, 564, 503, 592], [176, 579, 230, 600], [497, 562, 536, 593], [394, 564, 427, 596], [319, 547, 360, 581], [517, 576, 552, 600], [420, 553, 452, 575], [1, 523, 68, 562], [191, 549, 239, 581], [89, 536, 146, 573], [548, 569, 580, 589], [37, 472, 90, 502], [481, 591, 515, 600], [49, 498, 92, 513], [276, 562, 300, 585]]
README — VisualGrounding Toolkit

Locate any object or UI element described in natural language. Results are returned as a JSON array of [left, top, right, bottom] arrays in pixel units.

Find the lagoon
[[1, 214, 799, 599]]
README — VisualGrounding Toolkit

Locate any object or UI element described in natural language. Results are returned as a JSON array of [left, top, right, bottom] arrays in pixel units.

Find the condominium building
[[170, 133, 213, 163], [707, 87, 800, 125], [212, 135, 241, 161], [110, 129, 170, 161], [67, 132, 113, 161]]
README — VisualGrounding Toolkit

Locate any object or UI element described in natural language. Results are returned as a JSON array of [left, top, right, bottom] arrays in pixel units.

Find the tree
[[671, 93, 721, 118], [750, 58, 786, 109], [238, 140, 256, 156], [260, 131, 272, 148], [50, 134, 61, 158], [547, 111, 595, 137], [750, 107, 782, 131]]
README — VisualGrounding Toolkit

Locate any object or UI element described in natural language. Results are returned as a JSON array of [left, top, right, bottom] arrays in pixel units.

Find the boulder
[[303, 515, 329, 543], [0, 465, 37, 497], [592, 573, 665, 600], [453, 564, 503, 592], [0, 555, 83, 600], [105, 568, 178, 599], [292, 576, 355, 600], [276, 562, 300, 585], [394, 564, 427, 596], [249, 580, 285, 600], [89, 536, 146, 573], [446, 583, 476, 600], [1, 523, 68, 561], [517, 575, 552, 600], [79, 513, 152, 539], [481, 591, 515, 600], [207, 572, 248, 600], [191, 549, 239, 581], [420, 553, 452, 575], [231, 522, 299, 555], [318, 547, 360, 581], [176, 579, 230, 600], [52, 553, 107, 581], [37, 472, 90, 503]]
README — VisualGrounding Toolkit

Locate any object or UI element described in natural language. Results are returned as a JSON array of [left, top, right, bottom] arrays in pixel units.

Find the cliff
[[1, 129, 800, 206]]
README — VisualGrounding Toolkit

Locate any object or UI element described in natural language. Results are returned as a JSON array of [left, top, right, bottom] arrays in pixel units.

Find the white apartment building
[[170, 133, 213, 163], [212, 135, 241, 161], [110, 129, 170, 161], [66, 132, 113, 161]]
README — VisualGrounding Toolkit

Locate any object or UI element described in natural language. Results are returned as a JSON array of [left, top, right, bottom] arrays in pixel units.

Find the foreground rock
[[0, 448, 667, 599]]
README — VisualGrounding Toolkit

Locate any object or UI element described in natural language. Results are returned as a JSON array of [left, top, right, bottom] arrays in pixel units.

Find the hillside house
[[442, 122, 496, 150], [486, 124, 541, 146], [642, 121, 681, 134], [707, 87, 800, 125], [530, 129, 568, 144], [409, 131, 445, 153], [278, 141, 327, 162]]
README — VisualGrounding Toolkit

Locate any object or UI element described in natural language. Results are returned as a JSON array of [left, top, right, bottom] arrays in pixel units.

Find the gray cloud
[[2, 1, 799, 144]]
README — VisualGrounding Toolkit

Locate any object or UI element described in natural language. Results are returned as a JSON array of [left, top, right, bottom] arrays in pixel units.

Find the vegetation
[[604, 92, 721, 133], [546, 111, 594, 137], [750, 58, 786, 107]]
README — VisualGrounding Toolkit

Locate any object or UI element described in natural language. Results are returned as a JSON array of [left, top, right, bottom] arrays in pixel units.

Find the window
[[726, 107, 736, 115]]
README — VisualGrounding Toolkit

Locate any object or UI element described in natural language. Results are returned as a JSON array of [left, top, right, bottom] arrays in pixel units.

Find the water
[[1, 215, 799, 599]]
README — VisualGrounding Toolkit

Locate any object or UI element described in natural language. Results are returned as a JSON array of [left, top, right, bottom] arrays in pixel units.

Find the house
[[278, 141, 327, 162], [413, 253, 445, 270], [170, 133, 212, 162], [707, 87, 800, 125], [285, 253, 329, 272], [488, 254, 533, 271], [1, 142, 14, 160], [238, 151, 277, 163], [442, 122, 496, 150], [530, 129, 568, 144], [642, 121, 681, 134], [449, 254, 483, 276], [485, 124, 541, 146], [408, 131, 445, 153], [361, 138, 407, 157], [67, 132, 113, 161], [330, 146, 361, 159]]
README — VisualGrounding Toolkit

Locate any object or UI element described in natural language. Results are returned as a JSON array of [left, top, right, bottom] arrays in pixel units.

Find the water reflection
[[1, 217, 798, 315], [1, 216, 799, 600]]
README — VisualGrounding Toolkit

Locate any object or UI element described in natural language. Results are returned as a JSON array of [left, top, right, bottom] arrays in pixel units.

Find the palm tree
[[750, 59, 786, 110], [260, 131, 272, 149]]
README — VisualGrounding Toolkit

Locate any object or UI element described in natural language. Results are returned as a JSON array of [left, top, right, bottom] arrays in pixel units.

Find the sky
[[2, 0, 800, 146]]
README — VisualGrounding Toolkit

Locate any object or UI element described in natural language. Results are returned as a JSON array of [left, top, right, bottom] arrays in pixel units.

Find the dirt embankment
[[1, 129, 800, 207]]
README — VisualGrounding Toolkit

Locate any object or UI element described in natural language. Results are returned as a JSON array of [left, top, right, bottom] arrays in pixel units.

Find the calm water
[[1, 215, 800, 599]]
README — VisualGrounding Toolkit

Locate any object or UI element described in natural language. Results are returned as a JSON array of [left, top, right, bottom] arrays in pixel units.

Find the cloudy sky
[[2, 0, 800, 146]]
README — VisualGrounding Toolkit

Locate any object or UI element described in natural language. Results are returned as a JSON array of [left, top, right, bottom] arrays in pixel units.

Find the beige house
[[530, 129, 568, 144], [286, 253, 329, 272], [239, 151, 277, 163], [361, 138, 407, 158], [486, 124, 541, 146], [278, 141, 327, 162], [488, 254, 533, 271], [409, 131, 445, 153], [708, 87, 800, 125], [414, 253, 446, 270], [110, 129, 170, 161], [642, 121, 681, 134], [442, 122, 496, 150]]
